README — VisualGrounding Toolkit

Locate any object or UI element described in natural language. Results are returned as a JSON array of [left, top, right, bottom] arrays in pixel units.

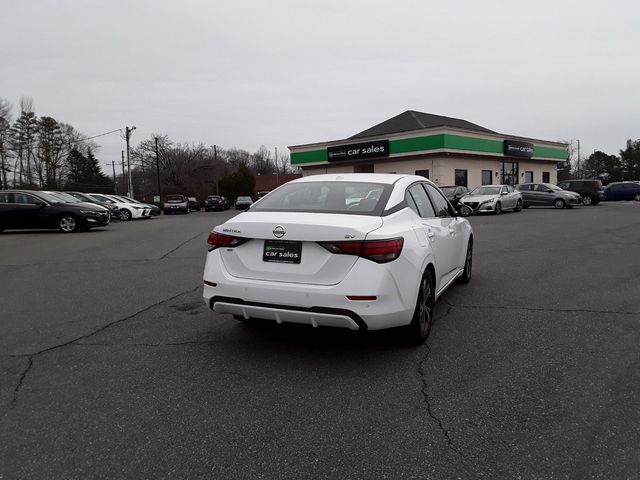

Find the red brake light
[[207, 232, 248, 250], [318, 238, 403, 263]]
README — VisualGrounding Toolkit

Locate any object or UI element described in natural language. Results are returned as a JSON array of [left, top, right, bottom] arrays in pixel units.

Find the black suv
[[557, 179, 605, 205]]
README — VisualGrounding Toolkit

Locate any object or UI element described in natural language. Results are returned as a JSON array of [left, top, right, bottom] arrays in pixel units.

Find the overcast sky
[[2, 0, 639, 170]]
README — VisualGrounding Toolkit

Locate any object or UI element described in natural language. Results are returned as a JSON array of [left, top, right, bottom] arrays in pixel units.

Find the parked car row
[[0, 189, 161, 233], [444, 179, 639, 215]]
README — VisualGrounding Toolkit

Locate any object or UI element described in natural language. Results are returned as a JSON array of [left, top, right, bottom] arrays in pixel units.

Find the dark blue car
[[604, 182, 640, 201]]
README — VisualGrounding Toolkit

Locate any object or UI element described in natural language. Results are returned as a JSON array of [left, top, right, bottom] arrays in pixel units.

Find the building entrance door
[[501, 162, 519, 186]]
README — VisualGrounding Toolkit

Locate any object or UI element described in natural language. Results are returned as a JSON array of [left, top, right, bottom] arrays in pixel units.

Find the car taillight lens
[[207, 232, 248, 251], [318, 238, 404, 263]]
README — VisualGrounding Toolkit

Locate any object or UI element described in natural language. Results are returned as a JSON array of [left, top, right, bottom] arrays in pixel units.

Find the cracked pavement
[[1, 204, 640, 479]]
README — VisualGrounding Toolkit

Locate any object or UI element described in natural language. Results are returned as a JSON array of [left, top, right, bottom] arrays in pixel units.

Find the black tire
[[119, 209, 132, 221], [494, 202, 502, 215], [522, 204, 530, 209], [553, 198, 565, 209], [592, 200, 600, 205], [406, 271, 434, 344], [58, 214, 79, 233], [457, 240, 473, 284], [582, 195, 593, 206], [515, 199, 522, 212]]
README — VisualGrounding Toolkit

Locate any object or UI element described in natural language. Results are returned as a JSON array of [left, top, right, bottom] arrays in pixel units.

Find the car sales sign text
[[504, 140, 534, 157], [327, 140, 389, 162]]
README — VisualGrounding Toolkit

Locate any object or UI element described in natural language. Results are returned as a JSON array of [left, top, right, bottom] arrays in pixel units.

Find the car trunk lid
[[216, 212, 383, 285]]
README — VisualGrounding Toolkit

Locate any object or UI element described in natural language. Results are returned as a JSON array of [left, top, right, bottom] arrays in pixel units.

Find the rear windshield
[[166, 195, 184, 202], [250, 181, 392, 215]]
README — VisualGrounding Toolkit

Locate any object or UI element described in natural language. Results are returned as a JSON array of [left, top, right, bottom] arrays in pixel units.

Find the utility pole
[[576, 139, 581, 177], [274, 146, 279, 187], [125, 125, 136, 198], [121, 150, 126, 195], [154, 137, 161, 203], [214, 144, 219, 195], [111, 161, 117, 193]]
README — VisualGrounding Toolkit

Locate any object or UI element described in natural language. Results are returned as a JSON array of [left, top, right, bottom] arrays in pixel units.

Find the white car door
[[423, 183, 466, 291], [405, 184, 452, 290]]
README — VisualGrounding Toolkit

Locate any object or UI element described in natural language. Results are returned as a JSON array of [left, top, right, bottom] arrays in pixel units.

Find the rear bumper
[[202, 251, 416, 331], [209, 296, 365, 330]]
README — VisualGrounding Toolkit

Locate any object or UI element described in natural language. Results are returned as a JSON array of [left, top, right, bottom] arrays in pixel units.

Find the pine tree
[[64, 147, 112, 193]]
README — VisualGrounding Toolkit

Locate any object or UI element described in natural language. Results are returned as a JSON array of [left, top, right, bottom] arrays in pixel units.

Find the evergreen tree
[[64, 147, 112, 193]]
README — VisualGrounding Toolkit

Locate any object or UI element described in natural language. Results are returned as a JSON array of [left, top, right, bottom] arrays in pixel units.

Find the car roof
[[289, 173, 420, 185]]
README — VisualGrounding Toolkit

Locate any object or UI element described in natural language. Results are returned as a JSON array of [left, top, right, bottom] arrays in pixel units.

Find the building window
[[415, 169, 429, 179], [354, 164, 374, 173], [525, 171, 533, 183], [481, 170, 492, 185], [542, 171, 550, 183], [454, 169, 468, 187]]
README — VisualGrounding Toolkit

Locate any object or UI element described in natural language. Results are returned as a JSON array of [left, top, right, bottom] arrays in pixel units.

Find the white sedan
[[459, 184, 523, 214], [87, 193, 150, 221], [203, 174, 474, 343]]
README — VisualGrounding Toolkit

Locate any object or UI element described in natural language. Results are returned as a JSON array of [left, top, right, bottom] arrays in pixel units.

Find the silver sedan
[[459, 184, 523, 215]]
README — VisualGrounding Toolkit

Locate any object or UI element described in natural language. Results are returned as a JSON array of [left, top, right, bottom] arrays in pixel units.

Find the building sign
[[504, 140, 534, 158], [327, 140, 389, 162]]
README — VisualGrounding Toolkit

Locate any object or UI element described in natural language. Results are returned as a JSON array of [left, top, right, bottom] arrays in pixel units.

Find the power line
[[69, 128, 122, 145]]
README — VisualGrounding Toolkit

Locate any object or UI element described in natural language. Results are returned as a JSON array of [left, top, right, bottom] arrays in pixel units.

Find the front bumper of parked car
[[460, 200, 496, 213]]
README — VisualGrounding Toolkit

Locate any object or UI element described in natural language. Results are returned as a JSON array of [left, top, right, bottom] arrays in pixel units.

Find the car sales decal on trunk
[[263, 240, 302, 264]]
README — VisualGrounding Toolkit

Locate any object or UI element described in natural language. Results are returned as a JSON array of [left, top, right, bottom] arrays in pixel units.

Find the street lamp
[[125, 125, 136, 197]]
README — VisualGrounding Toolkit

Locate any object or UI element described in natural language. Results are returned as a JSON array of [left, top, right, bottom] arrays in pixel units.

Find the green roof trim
[[290, 149, 327, 164], [291, 133, 567, 165], [389, 134, 444, 154], [444, 134, 503, 154], [533, 145, 568, 160]]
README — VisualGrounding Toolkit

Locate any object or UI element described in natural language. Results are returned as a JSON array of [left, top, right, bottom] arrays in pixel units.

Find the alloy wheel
[[59, 216, 77, 233], [582, 195, 592, 205], [495, 202, 502, 215], [634, 193, 640, 202], [554, 199, 565, 209], [417, 276, 433, 339], [119, 209, 132, 221]]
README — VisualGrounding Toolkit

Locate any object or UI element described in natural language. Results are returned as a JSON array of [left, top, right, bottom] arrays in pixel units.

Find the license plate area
[[263, 240, 302, 264]]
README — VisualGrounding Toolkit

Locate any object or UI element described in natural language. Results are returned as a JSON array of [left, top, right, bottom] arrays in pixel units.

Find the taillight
[[318, 238, 403, 263], [207, 232, 248, 251]]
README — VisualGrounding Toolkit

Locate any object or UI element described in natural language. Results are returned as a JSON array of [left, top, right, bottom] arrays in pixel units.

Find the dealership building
[[289, 111, 568, 188]]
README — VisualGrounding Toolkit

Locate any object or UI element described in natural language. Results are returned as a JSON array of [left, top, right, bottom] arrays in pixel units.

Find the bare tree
[[0, 97, 12, 188]]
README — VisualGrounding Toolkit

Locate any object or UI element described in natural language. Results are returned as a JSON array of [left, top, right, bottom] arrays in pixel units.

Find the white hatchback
[[203, 174, 474, 343]]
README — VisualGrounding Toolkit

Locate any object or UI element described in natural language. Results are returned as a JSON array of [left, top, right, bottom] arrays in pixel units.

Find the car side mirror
[[457, 205, 472, 217]]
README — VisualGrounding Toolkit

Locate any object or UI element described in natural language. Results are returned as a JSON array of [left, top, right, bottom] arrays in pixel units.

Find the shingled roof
[[349, 110, 497, 139]]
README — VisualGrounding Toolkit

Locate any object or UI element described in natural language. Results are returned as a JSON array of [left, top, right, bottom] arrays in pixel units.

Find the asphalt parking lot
[[1, 204, 639, 479]]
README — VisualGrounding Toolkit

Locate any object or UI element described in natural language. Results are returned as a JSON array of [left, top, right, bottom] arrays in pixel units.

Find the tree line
[[558, 138, 640, 183], [126, 136, 298, 202], [0, 96, 112, 192]]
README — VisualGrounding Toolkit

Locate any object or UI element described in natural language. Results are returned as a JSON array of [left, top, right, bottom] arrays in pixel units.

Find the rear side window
[[424, 184, 451, 217], [518, 184, 532, 191], [407, 184, 436, 218], [0, 192, 9, 203], [250, 181, 392, 216]]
